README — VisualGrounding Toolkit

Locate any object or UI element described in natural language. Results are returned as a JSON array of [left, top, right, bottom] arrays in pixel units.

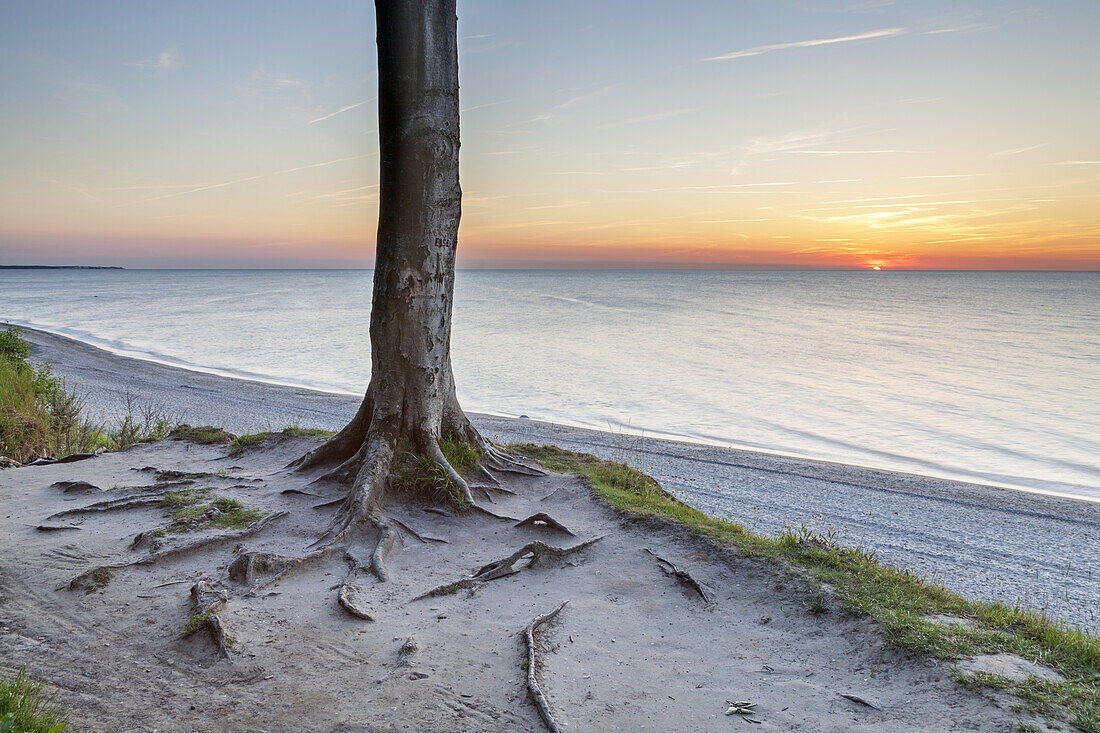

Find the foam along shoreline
[[7, 318, 1096, 502], [13, 324, 1100, 631]]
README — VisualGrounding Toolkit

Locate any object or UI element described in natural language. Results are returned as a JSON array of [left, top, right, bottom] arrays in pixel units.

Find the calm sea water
[[2, 269, 1098, 500]]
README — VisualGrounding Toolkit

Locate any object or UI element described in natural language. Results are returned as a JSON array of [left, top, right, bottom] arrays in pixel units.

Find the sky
[[0, 0, 1097, 269]]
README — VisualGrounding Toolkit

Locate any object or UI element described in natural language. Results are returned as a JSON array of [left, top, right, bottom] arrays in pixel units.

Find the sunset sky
[[1, 0, 1097, 269]]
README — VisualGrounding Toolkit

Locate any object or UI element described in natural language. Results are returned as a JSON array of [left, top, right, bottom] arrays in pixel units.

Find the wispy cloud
[[990, 143, 1047, 157], [783, 149, 917, 156], [128, 44, 181, 71], [1053, 160, 1100, 166], [239, 68, 308, 100], [903, 174, 982, 179], [461, 99, 511, 114], [728, 125, 873, 174], [704, 28, 905, 61], [133, 154, 374, 204], [552, 85, 614, 111], [597, 109, 694, 130], [924, 23, 990, 35], [309, 99, 372, 124]]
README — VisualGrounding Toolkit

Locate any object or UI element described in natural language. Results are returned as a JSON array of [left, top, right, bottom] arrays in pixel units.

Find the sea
[[2, 268, 1098, 501]]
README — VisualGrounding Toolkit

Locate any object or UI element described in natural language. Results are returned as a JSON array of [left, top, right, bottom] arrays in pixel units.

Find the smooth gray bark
[[296, 0, 531, 531]]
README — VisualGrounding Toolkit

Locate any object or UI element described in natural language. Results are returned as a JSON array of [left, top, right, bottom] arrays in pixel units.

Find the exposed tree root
[[423, 507, 452, 518], [50, 480, 102, 496], [644, 548, 713, 604], [472, 505, 520, 522], [410, 568, 521, 602], [414, 537, 601, 601], [186, 581, 232, 659], [229, 551, 297, 585], [389, 516, 448, 544], [411, 578, 482, 602], [375, 635, 419, 684], [35, 523, 81, 532], [229, 548, 331, 597], [475, 464, 501, 486], [312, 497, 345, 510], [540, 486, 566, 502], [280, 488, 319, 497], [68, 512, 287, 591], [515, 513, 575, 536], [474, 537, 604, 581], [287, 396, 373, 473], [338, 582, 374, 620], [337, 551, 375, 620], [368, 517, 398, 582], [524, 601, 569, 733], [47, 492, 171, 520]]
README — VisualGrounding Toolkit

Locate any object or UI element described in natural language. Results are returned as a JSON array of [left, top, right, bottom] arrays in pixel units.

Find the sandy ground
[[0, 434, 1034, 732], [17, 326, 1100, 631]]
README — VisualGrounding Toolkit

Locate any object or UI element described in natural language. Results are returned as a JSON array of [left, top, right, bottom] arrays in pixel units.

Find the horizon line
[[3, 264, 1099, 272]]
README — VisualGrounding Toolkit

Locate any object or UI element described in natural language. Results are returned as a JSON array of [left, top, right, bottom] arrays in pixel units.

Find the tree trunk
[[293, 0, 535, 538]]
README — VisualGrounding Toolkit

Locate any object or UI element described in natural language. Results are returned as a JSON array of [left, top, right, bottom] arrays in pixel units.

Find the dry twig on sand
[[524, 601, 569, 733]]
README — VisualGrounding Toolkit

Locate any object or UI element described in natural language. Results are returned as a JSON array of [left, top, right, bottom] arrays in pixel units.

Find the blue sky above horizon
[[1, 0, 1097, 269]]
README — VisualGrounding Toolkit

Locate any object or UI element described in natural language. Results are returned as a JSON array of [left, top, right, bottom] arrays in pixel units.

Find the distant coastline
[[0, 265, 124, 270]]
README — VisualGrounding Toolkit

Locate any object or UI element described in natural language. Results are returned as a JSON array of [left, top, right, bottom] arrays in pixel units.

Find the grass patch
[[182, 610, 213, 636], [0, 355, 48, 461], [158, 488, 210, 511], [512, 443, 1100, 731], [226, 431, 272, 455], [0, 668, 68, 733], [440, 434, 479, 472], [282, 426, 336, 439], [208, 497, 264, 529], [87, 568, 112, 592], [170, 425, 234, 445], [226, 426, 337, 456], [158, 490, 262, 534], [392, 451, 470, 508], [1, 325, 175, 463]]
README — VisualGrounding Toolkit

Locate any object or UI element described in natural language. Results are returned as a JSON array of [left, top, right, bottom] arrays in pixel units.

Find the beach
[[21, 325, 1100, 632]]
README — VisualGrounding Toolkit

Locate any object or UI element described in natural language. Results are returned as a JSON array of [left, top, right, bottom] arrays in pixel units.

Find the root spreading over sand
[[0, 435, 1029, 731]]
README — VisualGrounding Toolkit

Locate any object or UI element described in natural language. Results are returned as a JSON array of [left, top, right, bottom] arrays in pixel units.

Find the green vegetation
[[157, 490, 263, 535], [226, 426, 336, 456], [182, 610, 213, 636], [1, 326, 174, 463], [170, 425, 234, 445], [512, 443, 1100, 732], [88, 568, 112, 592], [282, 426, 336, 439], [158, 488, 212, 511], [393, 453, 468, 507], [0, 668, 68, 733], [440, 433, 479, 472], [389, 436, 479, 508], [226, 431, 271, 455], [207, 497, 263, 528], [0, 354, 48, 462]]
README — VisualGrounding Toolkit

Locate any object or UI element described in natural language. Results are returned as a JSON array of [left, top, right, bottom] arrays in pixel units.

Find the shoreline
[[14, 324, 1100, 630], [8, 317, 1096, 502]]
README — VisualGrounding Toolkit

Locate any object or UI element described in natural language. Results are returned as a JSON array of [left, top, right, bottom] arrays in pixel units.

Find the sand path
[[0, 435, 1024, 731]]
